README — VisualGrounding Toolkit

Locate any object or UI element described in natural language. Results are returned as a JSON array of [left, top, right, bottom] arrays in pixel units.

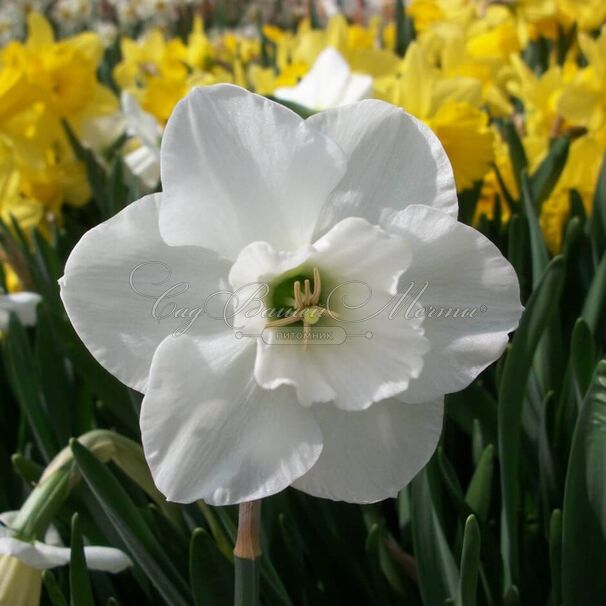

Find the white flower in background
[[0, 511, 132, 606], [60, 85, 522, 506], [0, 292, 41, 330], [93, 20, 119, 47], [129, 0, 179, 26], [121, 92, 162, 190], [15, 0, 51, 13], [107, 0, 140, 27], [80, 111, 127, 155], [0, 5, 24, 45], [51, 0, 91, 34], [275, 47, 373, 110]]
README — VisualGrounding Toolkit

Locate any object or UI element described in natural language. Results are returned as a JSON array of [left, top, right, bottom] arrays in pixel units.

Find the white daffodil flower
[[60, 84, 522, 506], [121, 91, 162, 190], [0, 292, 41, 330], [0, 512, 132, 606], [275, 47, 373, 110], [80, 111, 126, 155]]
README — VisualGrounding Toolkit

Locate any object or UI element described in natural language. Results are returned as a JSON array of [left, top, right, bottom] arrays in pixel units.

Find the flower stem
[[233, 500, 261, 606]]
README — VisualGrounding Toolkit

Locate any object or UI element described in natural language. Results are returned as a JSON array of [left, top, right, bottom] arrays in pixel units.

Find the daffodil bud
[[40, 431, 175, 523]]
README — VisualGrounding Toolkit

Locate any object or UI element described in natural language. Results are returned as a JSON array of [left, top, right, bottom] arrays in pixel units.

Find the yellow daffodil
[[558, 27, 606, 132], [466, 6, 520, 62], [558, 0, 606, 31], [476, 130, 517, 223], [407, 0, 471, 34], [513, 0, 563, 44], [376, 42, 493, 191], [540, 133, 606, 252], [14, 13, 118, 128], [508, 54, 579, 137], [114, 29, 189, 92]]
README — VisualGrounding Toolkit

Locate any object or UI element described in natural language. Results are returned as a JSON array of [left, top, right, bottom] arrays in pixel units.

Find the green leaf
[[520, 172, 549, 288], [394, 0, 414, 56], [11, 452, 43, 484], [70, 513, 95, 606], [363, 508, 417, 601], [309, 0, 321, 28], [537, 392, 560, 521], [581, 250, 606, 335], [499, 120, 528, 192], [571, 318, 595, 401], [43, 570, 68, 606], [3, 314, 56, 461], [498, 255, 566, 589], [456, 516, 481, 606], [549, 509, 562, 606], [437, 448, 473, 520], [493, 164, 517, 210], [70, 440, 192, 606], [503, 585, 520, 606], [562, 360, 606, 605], [190, 528, 234, 606], [445, 384, 498, 448], [411, 468, 458, 606], [507, 214, 530, 300], [465, 444, 494, 521], [530, 136, 570, 209], [589, 152, 606, 262], [36, 305, 73, 443]]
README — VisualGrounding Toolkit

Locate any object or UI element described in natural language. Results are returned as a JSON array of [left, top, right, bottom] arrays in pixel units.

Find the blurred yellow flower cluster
[[114, 16, 258, 123], [0, 12, 117, 232], [1, 0, 605, 264]]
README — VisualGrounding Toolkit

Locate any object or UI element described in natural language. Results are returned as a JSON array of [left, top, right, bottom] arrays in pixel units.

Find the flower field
[[0, 1, 605, 605]]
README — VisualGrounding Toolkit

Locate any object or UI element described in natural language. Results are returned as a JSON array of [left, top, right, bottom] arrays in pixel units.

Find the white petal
[[384, 205, 523, 403], [140, 334, 322, 505], [312, 217, 411, 295], [124, 146, 161, 190], [0, 538, 68, 570], [82, 546, 133, 572], [0, 292, 41, 329], [307, 100, 458, 238], [275, 48, 352, 110], [251, 218, 428, 410], [0, 538, 132, 572], [339, 73, 373, 106], [80, 111, 126, 152], [159, 84, 346, 259], [121, 91, 162, 151], [255, 294, 428, 410], [60, 193, 231, 392], [293, 398, 444, 502]]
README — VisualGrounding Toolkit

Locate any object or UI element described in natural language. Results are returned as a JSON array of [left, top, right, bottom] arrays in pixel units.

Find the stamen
[[294, 281, 302, 308], [312, 267, 321, 305], [265, 266, 326, 351]]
